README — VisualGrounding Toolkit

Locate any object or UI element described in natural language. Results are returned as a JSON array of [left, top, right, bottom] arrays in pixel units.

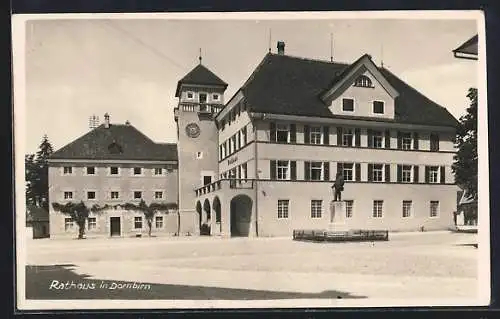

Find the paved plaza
[[24, 231, 479, 303]]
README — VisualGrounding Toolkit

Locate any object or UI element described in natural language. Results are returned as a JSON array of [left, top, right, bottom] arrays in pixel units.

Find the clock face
[[185, 123, 201, 138]]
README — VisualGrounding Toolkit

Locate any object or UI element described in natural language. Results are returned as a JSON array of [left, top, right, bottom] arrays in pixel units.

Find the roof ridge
[[269, 52, 350, 66]]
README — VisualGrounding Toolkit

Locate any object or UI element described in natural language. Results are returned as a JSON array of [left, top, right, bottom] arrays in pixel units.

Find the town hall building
[[48, 41, 459, 238]]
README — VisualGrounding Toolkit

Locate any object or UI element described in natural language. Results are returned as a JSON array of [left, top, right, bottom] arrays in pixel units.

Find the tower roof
[[175, 64, 228, 97]]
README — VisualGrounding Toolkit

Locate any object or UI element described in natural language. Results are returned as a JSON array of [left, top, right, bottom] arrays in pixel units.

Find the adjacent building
[[48, 41, 459, 238]]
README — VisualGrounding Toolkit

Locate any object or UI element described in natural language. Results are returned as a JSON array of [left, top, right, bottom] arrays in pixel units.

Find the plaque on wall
[[185, 123, 201, 138]]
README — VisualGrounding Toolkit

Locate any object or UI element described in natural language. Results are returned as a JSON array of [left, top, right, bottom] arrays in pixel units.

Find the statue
[[331, 172, 345, 201]]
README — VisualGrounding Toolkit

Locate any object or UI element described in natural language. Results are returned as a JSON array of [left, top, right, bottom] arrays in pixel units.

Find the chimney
[[104, 113, 110, 128], [277, 41, 285, 55], [125, 120, 130, 125]]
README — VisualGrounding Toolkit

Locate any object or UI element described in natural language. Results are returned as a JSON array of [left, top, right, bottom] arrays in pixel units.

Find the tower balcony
[[194, 178, 255, 197]]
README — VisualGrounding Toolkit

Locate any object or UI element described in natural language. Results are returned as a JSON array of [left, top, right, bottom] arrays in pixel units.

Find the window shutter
[[337, 127, 342, 145], [289, 124, 297, 143], [385, 130, 391, 148], [440, 166, 445, 184], [304, 125, 310, 144], [424, 166, 430, 183], [323, 162, 330, 181], [270, 160, 276, 180], [367, 129, 373, 148], [337, 162, 343, 178], [397, 165, 402, 182], [270, 122, 276, 142], [323, 126, 329, 145], [355, 128, 361, 147], [397, 132, 402, 149], [368, 164, 373, 182], [385, 164, 391, 182], [355, 163, 361, 181], [413, 132, 419, 150], [290, 161, 297, 180], [413, 165, 419, 183], [304, 162, 310, 181]]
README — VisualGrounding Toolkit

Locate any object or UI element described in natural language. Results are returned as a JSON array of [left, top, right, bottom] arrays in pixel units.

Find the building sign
[[227, 156, 238, 165]]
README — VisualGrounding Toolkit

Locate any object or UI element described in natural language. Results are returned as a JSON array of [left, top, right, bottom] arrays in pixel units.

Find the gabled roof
[[50, 124, 178, 161], [453, 35, 478, 56], [235, 53, 459, 128], [175, 64, 228, 97]]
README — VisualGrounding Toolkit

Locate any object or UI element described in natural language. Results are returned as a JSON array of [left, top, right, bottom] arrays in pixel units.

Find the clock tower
[[174, 61, 228, 235]]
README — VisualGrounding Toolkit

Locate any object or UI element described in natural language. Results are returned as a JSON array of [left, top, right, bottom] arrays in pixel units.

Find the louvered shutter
[[270, 160, 276, 180], [304, 162, 310, 181], [323, 126, 329, 145], [397, 165, 402, 182], [413, 132, 419, 150], [385, 164, 391, 182], [289, 124, 297, 143], [337, 127, 342, 145], [368, 164, 373, 182], [367, 129, 373, 148], [355, 128, 361, 147], [355, 163, 361, 181], [413, 165, 419, 183], [425, 166, 430, 183], [440, 166, 445, 184], [270, 122, 276, 142], [290, 161, 297, 180], [304, 125, 310, 144], [397, 132, 402, 149], [385, 130, 391, 148], [323, 162, 330, 181]]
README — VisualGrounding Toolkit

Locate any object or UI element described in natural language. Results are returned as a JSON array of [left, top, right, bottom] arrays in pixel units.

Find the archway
[[195, 201, 202, 231], [213, 196, 222, 234], [230, 194, 253, 237], [202, 199, 211, 235]]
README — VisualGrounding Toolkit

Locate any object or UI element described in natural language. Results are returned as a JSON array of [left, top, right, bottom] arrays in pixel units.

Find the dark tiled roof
[[240, 53, 459, 128], [175, 64, 228, 97], [453, 35, 478, 55], [50, 124, 178, 161]]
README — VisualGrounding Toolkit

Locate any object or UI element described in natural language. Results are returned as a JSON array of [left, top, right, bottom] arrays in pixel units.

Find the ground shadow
[[26, 265, 365, 300]]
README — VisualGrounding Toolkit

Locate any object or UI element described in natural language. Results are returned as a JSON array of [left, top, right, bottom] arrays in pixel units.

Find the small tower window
[[212, 94, 219, 101], [354, 75, 373, 88], [186, 92, 194, 99], [199, 93, 207, 104]]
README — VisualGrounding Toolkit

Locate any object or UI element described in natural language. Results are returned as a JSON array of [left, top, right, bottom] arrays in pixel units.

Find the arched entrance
[[195, 201, 202, 231], [202, 199, 211, 235], [213, 196, 222, 234], [230, 194, 252, 237]]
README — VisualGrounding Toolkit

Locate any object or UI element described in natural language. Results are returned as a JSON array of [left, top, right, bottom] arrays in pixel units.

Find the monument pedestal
[[329, 200, 349, 232]]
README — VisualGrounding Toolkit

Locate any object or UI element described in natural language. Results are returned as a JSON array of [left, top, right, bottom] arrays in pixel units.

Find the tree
[[52, 201, 90, 239], [452, 87, 478, 198], [28, 135, 54, 210], [25, 154, 37, 207], [120, 200, 177, 237]]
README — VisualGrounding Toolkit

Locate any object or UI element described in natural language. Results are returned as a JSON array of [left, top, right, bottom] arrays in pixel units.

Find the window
[[134, 217, 143, 229], [277, 160, 290, 180], [430, 133, 440, 152], [110, 191, 119, 199], [277, 200, 289, 219], [133, 167, 142, 175], [354, 75, 372, 87], [401, 133, 412, 150], [203, 176, 212, 185], [311, 200, 323, 218], [310, 126, 322, 144], [276, 124, 289, 143], [110, 167, 119, 175], [63, 166, 73, 175], [155, 216, 163, 228], [199, 93, 207, 104], [373, 101, 384, 114], [212, 94, 219, 101], [242, 127, 247, 145], [342, 98, 354, 112], [63, 191, 73, 200], [64, 218, 73, 231], [402, 200, 412, 218], [430, 201, 439, 217], [373, 200, 383, 218], [86, 167, 95, 175], [232, 135, 237, 152], [310, 162, 323, 181], [372, 130, 383, 148], [88, 217, 97, 230], [87, 191, 96, 200], [429, 166, 439, 183], [154, 191, 163, 199], [241, 163, 248, 180], [345, 200, 354, 218], [342, 128, 354, 146], [154, 168, 163, 175], [402, 165, 412, 183], [371, 164, 384, 182], [342, 163, 354, 181], [187, 92, 194, 99], [196, 151, 203, 159], [133, 191, 142, 200]]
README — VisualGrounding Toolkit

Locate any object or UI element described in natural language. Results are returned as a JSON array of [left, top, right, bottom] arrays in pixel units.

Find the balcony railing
[[194, 179, 255, 197], [179, 102, 223, 114]]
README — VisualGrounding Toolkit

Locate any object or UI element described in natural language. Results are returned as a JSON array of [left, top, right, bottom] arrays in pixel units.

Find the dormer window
[[342, 98, 354, 112], [373, 101, 385, 114], [186, 92, 194, 99], [354, 75, 373, 88]]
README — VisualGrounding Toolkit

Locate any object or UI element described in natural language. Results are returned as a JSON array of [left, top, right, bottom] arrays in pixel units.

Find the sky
[[22, 16, 478, 154]]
